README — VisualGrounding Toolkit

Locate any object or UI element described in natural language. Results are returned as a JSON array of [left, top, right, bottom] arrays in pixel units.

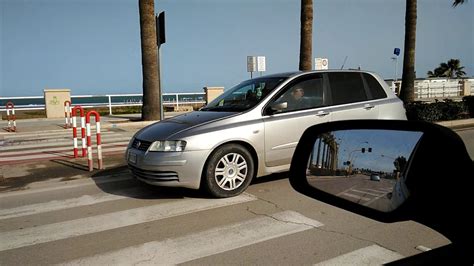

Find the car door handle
[[363, 104, 375, 110], [316, 111, 330, 117]]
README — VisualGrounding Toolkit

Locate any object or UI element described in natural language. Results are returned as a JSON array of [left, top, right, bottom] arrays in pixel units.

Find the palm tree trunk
[[299, 0, 313, 71], [139, 0, 161, 121], [399, 0, 417, 104]]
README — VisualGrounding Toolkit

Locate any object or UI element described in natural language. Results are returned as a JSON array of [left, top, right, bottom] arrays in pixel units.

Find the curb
[[104, 120, 158, 129], [436, 118, 474, 129]]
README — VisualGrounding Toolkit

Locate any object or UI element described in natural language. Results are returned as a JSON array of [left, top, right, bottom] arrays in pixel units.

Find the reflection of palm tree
[[312, 133, 338, 172], [393, 156, 407, 172]]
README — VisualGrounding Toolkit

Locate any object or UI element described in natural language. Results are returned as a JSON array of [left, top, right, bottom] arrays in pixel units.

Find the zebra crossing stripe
[[0, 175, 131, 199], [0, 193, 257, 251], [63, 211, 324, 265], [0, 187, 145, 220], [0, 136, 130, 151], [314, 244, 403, 265]]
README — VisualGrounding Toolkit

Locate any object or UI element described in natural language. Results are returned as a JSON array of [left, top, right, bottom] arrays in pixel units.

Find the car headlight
[[148, 140, 186, 152]]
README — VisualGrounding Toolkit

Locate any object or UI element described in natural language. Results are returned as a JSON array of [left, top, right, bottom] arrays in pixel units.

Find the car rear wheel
[[202, 144, 254, 198]]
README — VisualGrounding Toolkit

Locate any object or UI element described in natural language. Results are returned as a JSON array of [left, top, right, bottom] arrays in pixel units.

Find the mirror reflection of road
[[308, 174, 395, 209], [455, 127, 474, 161]]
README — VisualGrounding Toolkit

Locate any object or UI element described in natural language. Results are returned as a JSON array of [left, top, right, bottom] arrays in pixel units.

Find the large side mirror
[[289, 120, 473, 241], [304, 128, 422, 213]]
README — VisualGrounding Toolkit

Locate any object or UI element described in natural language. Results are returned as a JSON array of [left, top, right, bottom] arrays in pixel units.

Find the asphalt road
[[1, 125, 471, 264], [455, 126, 474, 160], [0, 168, 449, 265]]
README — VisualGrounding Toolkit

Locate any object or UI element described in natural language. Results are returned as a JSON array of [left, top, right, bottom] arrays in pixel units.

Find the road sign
[[393, 48, 400, 56], [155, 12, 166, 46], [315, 58, 329, 70], [247, 56, 257, 72], [257, 56, 266, 72]]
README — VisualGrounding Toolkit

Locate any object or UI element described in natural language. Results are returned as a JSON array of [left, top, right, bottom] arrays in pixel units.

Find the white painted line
[[0, 146, 126, 162], [0, 141, 129, 157], [63, 211, 323, 265], [415, 245, 432, 252], [314, 244, 404, 265], [0, 175, 132, 199], [0, 193, 257, 251], [350, 189, 385, 197], [0, 187, 143, 220], [364, 188, 393, 193], [0, 136, 130, 151], [3, 130, 117, 141], [341, 192, 372, 202]]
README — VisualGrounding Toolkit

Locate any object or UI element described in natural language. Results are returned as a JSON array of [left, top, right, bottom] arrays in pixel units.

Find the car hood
[[134, 111, 237, 141]]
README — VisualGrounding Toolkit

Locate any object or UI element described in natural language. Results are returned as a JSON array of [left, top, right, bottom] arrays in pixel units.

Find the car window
[[201, 77, 286, 112], [273, 75, 324, 112], [363, 73, 387, 100], [328, 72, 367, 105]]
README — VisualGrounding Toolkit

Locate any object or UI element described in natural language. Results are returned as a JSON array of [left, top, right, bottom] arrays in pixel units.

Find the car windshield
[[200, 77, 287, 112]]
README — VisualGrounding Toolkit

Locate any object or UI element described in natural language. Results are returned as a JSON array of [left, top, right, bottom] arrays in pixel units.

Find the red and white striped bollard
[[6, 101, 16, 132], [72, 106, 87, 158], [86, 110, 103, 171], [64, 100, 72, 128]]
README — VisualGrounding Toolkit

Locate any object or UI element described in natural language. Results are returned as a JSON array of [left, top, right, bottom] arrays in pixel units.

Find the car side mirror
[[271, 102, 287, 111], [289, 120, 473, 233]]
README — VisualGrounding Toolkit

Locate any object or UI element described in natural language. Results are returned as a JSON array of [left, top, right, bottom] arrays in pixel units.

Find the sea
[[0, 93, 205, 108]]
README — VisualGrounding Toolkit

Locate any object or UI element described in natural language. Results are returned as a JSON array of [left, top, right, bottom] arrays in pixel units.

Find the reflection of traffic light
[[361, 148, 365, 153], [368, 148, 372, 152]]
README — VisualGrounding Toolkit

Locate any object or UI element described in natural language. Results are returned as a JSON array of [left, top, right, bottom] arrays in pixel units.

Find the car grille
[[128, 164, 179, 182], [131, 139, 152, 151]]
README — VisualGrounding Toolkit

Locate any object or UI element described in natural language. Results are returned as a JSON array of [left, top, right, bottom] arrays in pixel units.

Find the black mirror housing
[[289, 120, 473, 253]]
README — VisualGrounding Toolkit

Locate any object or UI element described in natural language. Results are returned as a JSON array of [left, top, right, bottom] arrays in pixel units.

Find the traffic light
[[368, 148, 372, 152], [361, 148, 365, 153]]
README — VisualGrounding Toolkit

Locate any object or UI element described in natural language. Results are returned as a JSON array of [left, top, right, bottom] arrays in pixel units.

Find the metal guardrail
[[0, 93, 206, 114]]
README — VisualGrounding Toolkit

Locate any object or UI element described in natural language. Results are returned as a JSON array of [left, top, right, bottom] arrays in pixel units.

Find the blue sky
[[1, 0, 472, 97], [330, 129, 423, 173]]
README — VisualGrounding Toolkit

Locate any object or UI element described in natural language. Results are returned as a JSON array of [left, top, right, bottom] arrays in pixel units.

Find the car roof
[[258, 69, 380, 80]]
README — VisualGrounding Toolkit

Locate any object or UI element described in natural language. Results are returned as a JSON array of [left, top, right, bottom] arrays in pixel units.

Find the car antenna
[[340, 56, 348, 70]]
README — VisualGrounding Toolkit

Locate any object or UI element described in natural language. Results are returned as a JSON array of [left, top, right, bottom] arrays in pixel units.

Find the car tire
[[202, 144, 254, 198]]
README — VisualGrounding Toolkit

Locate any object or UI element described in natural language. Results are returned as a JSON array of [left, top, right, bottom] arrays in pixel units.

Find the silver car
[[126, 70, 406, 197]]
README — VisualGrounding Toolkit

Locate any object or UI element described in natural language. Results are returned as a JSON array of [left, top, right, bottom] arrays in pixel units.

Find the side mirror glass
[[270, 102, 287, 112], [305, 129, 423, 212]]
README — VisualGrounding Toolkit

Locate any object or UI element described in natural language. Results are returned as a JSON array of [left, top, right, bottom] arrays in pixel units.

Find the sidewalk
[[3, 113, 473, 135], [0, 111, 188, 134]]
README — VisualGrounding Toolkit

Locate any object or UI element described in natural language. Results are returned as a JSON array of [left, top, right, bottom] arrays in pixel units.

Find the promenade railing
[[0, 92, 206, 114]]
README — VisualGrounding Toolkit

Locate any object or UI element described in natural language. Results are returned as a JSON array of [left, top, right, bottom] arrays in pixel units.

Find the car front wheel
[[202, 144, 254, 198]]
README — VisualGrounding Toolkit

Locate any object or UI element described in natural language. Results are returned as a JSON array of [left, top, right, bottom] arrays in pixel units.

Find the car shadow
[[251, 171, 289, 185], [90, 165, 211, 200]]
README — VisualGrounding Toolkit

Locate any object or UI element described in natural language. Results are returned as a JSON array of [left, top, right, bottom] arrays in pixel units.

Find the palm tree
[[443, 59, 467, 78], [452, 0, 466, 7], [138, 0, 161, 121], [299, 0, 313, 71], [427, 59, 466, 78], [399, 0, 417, 104], [399, 0, 465, 104]]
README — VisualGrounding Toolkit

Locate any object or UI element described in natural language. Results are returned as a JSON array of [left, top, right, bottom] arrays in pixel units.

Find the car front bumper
[[126, 148, 210, 189]]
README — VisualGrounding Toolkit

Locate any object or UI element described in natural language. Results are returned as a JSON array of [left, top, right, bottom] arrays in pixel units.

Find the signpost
[[247, 56, 257, 78], [156, 11, 165, 120], [392, 48, 400, 82], [247, 56, 266, 78]]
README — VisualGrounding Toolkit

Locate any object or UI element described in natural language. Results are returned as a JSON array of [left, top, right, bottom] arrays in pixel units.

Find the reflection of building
[[310, 133, 338, 175]]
